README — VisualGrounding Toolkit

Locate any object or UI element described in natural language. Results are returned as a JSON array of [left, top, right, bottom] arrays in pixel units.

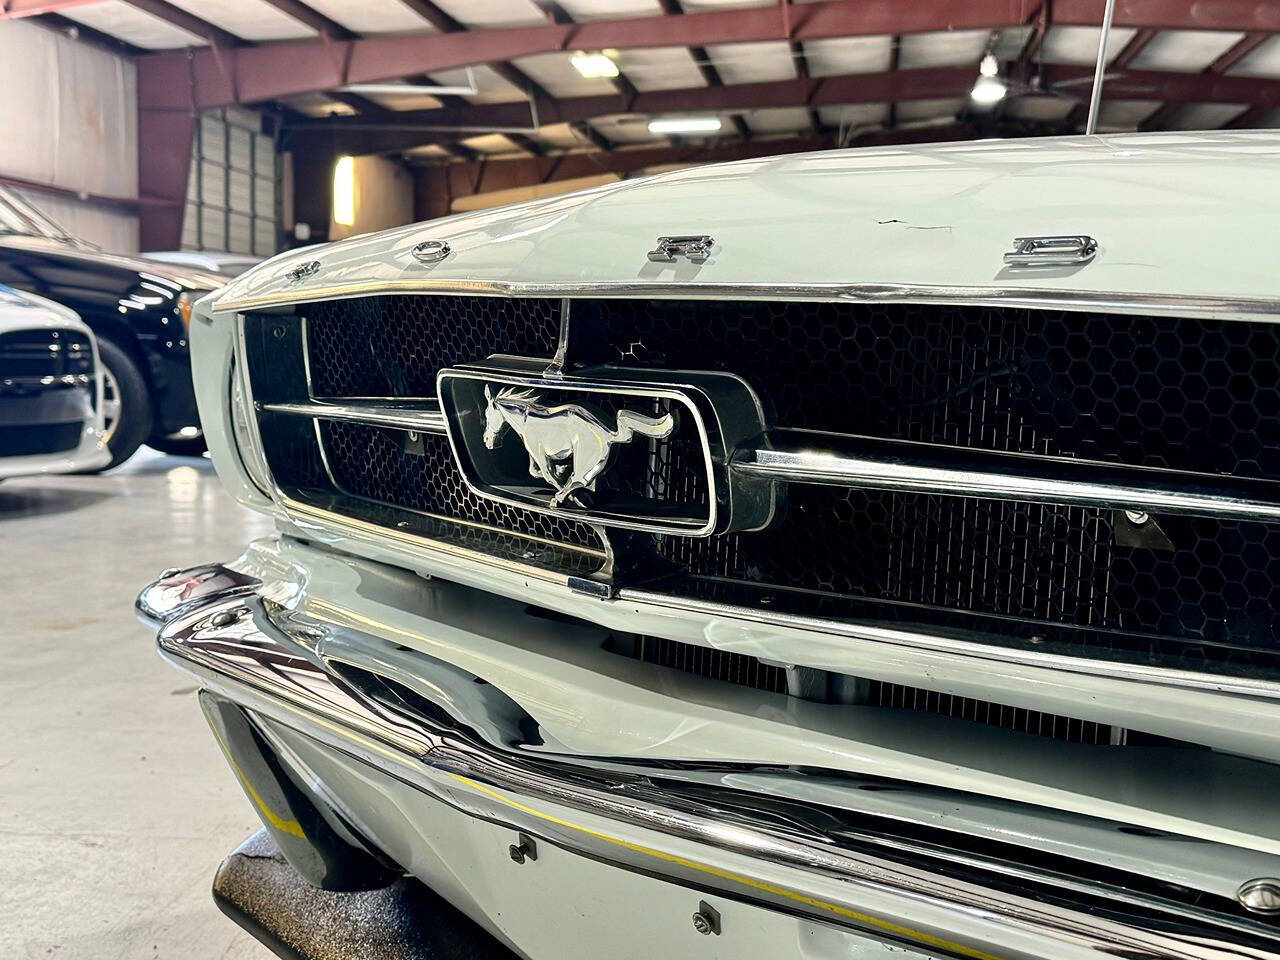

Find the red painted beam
[[284, 63, 1280, 159], [416, 135, 838, 217], [1207, 32, 1270, 74], [137, 107, 194, 251], [415, 124, 983, 218], [1052, 65, 1280, 106], [286, 66, 979, 138], [1053, 0, 1280, 32], [136, 0, 1040, 110], [0, 0, 101, 16], [2, 0, 244, 45]]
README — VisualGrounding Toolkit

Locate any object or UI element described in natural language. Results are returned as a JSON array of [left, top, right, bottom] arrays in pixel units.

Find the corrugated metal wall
[[181, 108, 278, 257], [0, 20, 139, 251]]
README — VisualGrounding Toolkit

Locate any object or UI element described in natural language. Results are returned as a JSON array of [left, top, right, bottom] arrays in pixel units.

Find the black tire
[[91, 338, 153, 471], [146, 434, 207, 457]]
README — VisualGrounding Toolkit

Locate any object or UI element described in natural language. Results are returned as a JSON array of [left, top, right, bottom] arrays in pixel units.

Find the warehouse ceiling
[[5, 0, 1280, 170], [7, 0, 1280, 245]]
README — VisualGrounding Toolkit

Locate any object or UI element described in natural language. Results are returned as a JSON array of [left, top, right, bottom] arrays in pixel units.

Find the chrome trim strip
[[620, 585, 1280, 701], [234, 316, 281, 499], [262, 400, 448, 435], [279, 494, 603, 576], [734, 443, 1280, 523], [277, 493, 1280, 700], [149, 589, 1280, 960], [214, 280, 1280, 322]]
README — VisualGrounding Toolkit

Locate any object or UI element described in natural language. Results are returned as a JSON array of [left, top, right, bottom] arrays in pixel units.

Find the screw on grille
[[691, 901, 721, 936]]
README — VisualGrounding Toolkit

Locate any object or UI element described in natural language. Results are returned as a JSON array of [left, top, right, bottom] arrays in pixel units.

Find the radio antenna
[[1085, 0, 1118, 135]]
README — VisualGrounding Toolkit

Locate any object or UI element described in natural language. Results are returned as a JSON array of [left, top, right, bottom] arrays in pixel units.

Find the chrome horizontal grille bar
[[264, 395, 1280, 525], [261, 400, 447, 435], [734, 434, 1280, 523]]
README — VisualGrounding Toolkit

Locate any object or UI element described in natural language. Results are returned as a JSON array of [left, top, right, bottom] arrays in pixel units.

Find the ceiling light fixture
[[970, 52, 1006, 105], [970, 74, 1007, 105], [647, 116, 723, 135], [571, 51, 620, 79]]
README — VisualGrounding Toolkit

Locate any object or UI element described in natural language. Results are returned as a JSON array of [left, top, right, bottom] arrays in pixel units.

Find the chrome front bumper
[[139, 554, 1280, 960]]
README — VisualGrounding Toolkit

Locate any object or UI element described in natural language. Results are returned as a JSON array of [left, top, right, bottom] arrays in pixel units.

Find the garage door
[[180, 107, 278, 257]]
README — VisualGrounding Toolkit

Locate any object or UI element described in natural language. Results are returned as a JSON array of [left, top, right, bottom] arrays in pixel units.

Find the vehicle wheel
[[88, 339, 153, 471], [146, 434, 207, 457]]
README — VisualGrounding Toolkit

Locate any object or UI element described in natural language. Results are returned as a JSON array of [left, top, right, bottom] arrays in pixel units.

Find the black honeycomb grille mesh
[[305, 295, 560, 398], [579, 298, 1280, 658], [318, 421, 600, 549], [581, 299, 1280, 480], [581, 395, 711, 515], [664, 485, 1280, 653], [257, 294, 1280, 664]]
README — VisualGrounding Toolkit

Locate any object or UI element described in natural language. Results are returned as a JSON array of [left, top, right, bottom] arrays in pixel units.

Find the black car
[[0, 185, 225, 469]]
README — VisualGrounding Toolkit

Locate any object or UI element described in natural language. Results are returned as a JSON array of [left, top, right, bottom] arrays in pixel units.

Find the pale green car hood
[[215, 130, 1280, 314]]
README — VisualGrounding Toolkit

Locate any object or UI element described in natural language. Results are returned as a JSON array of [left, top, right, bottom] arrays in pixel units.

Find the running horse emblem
[[482, 386, 675, 507]]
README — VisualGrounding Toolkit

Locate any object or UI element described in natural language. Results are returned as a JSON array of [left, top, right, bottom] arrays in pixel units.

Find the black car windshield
[[0, 184, 77, 241]]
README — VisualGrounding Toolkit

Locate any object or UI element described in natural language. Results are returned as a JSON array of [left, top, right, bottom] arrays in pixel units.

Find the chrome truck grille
[[240, 294, 1280, 683]]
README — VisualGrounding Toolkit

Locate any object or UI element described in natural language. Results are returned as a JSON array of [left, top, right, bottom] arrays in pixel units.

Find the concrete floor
[[0, 450, 277, 959]]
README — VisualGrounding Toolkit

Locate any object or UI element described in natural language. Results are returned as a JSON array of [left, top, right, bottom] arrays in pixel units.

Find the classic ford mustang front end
[[140, 132, 1280, 960]]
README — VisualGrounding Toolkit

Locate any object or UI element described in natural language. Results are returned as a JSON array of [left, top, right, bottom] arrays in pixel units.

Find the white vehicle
[[140, 133, 1280, 960], [0, 286, 107, 479]]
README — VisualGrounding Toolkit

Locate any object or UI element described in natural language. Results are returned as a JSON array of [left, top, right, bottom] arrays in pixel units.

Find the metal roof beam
[[254, 0, 354, 39], [1207, 31, 1269, 74], [133, 0, 1042, 110], [32, 12, 148, 56], [287, 66, 980, 135], [1053, 0, 1280, 32], [427, 134, 838, 195], [422, 123, 985, 202], [127, 0, 245, 46], [286, 63, 1280, 139], [1111, 27, 1158, 69]]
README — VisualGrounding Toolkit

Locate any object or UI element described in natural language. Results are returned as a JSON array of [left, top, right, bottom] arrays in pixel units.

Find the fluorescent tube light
[[647, 116, 723, 135]]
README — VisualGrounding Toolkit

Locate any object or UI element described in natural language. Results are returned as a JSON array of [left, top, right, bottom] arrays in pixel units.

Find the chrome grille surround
[[233, 287, 1280, 699]]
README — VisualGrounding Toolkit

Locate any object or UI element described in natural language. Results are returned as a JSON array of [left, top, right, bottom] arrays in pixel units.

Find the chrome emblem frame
[[437, 360, 773, 537], [481, 386, 675, 507]]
